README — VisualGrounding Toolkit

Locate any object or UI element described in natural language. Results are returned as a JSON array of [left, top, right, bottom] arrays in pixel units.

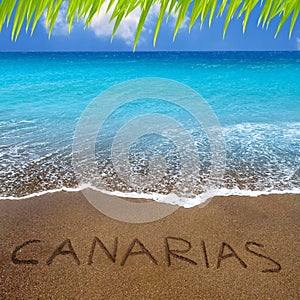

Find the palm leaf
[[0, 0, 298, 48]]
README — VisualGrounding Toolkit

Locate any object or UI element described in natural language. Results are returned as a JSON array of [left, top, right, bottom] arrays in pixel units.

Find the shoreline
[[1, 191, 299, 299], [1, 186, 300, 204]]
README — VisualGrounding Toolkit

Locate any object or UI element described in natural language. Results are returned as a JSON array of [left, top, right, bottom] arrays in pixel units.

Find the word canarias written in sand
[[11, 237, 281, 273]]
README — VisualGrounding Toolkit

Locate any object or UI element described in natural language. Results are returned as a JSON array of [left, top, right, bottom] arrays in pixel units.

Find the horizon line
[[0, 50, 299, 53]]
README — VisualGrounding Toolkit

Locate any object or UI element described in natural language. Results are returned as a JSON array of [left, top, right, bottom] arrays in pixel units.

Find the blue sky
[[0, 2, 299, 52]]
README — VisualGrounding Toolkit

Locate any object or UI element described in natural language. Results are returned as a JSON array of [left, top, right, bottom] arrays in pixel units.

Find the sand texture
[[1, 192, 299, 299]]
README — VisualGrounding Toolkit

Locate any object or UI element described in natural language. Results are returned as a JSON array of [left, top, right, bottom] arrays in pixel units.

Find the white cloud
[[41, 1, 189, 46], [89, 2, 141, 45], [166, 10, 190, 31], [297, 37, 300, 50], [42, 3, 69, 36], [89, 2, 189, 46]]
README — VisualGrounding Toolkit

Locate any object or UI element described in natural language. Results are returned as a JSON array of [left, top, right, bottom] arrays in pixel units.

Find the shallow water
[[0, 52, 299, 205]]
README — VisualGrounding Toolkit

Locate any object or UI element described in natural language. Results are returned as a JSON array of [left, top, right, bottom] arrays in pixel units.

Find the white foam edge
[[1, 184, 299, 208]]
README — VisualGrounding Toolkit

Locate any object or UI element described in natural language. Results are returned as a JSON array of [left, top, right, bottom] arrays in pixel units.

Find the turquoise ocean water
[[0, 52, 299, 205]]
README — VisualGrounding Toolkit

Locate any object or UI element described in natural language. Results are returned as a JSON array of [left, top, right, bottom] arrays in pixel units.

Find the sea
[[0, 51, 299, 207]]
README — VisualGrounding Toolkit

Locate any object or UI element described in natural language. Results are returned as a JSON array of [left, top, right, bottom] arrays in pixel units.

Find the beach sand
[[0, 191, 299, 299]]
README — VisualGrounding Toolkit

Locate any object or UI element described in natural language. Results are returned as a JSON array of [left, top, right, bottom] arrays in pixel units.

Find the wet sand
[[0, 191, 299, 299]]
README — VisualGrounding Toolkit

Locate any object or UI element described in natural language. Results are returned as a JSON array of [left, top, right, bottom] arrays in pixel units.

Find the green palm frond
[[0, 0, 299, 49]]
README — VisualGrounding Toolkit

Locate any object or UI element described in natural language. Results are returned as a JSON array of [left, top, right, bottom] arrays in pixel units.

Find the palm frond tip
[[0, 0, 298, 49]]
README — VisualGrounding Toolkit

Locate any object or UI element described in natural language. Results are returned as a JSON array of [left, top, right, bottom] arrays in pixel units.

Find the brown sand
[[0, 191, 299, 299]]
